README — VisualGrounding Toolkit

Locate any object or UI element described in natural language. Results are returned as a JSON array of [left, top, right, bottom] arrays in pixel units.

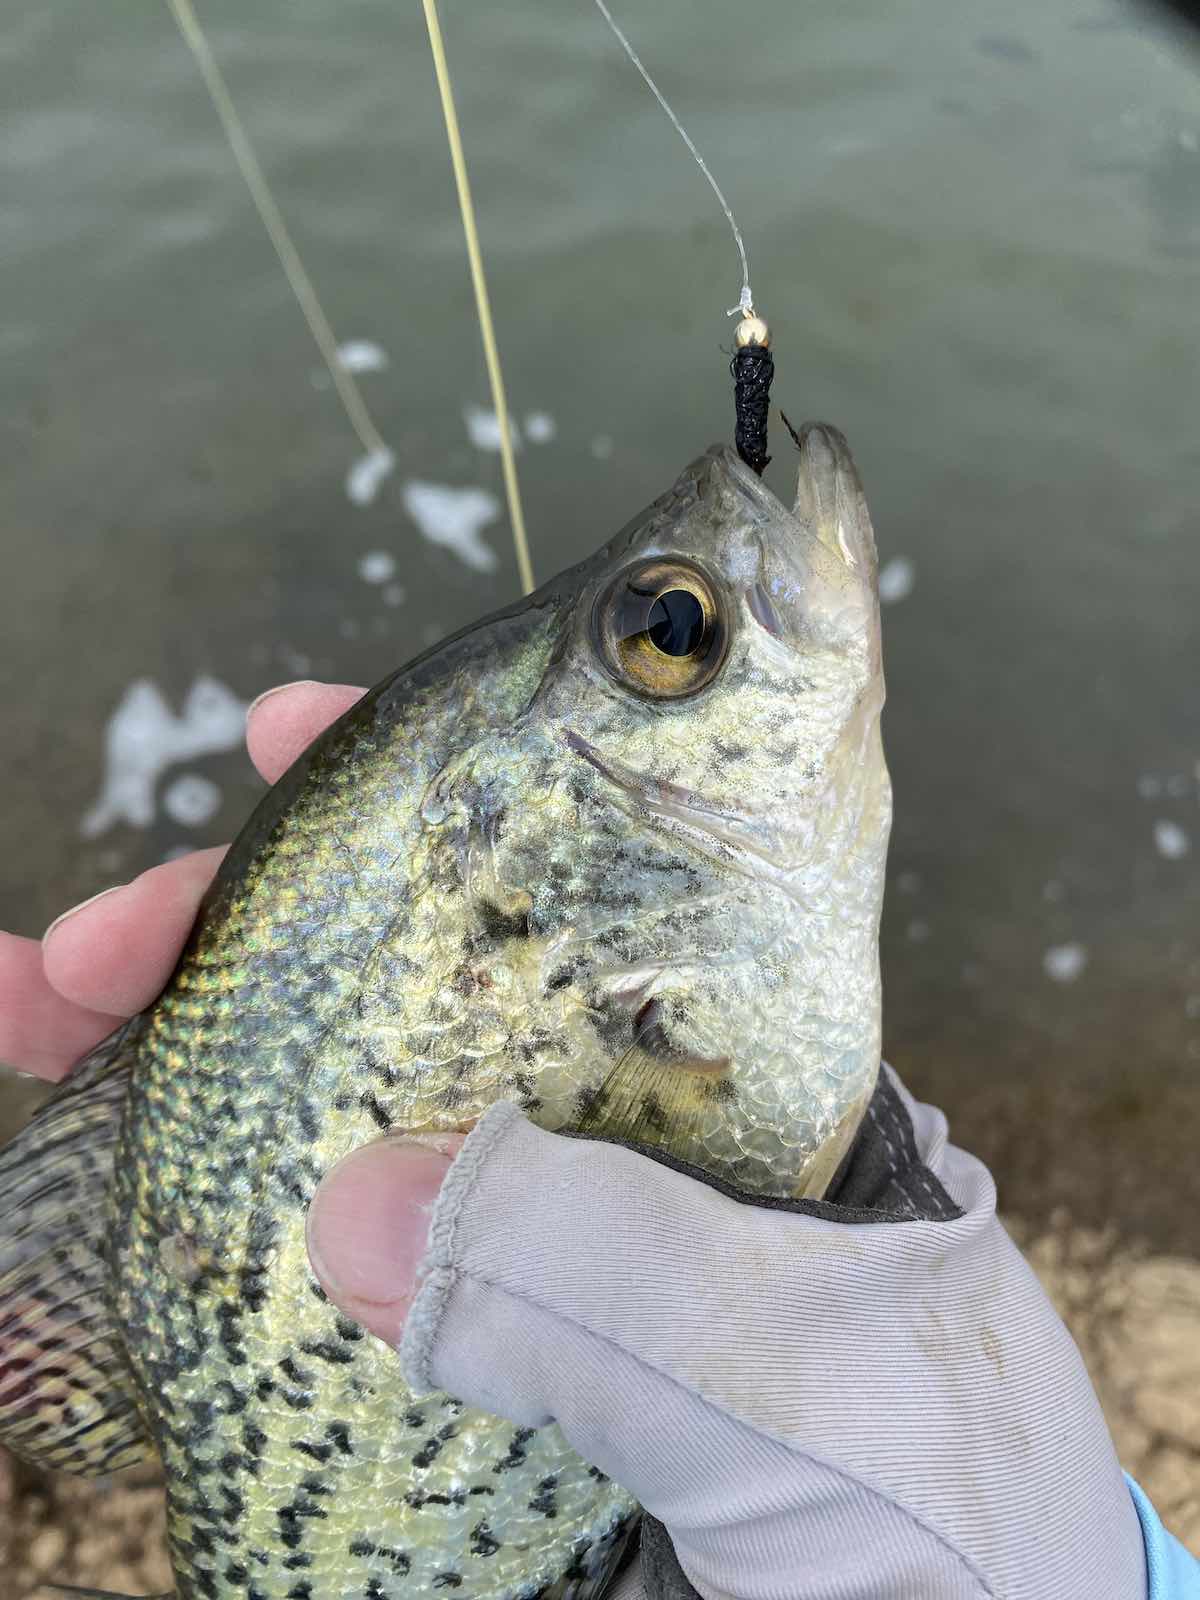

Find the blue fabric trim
[[1127, 1475, 1200, 1599]]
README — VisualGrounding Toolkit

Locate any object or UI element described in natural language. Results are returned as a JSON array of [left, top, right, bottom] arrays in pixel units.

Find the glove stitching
[[398, 1099, 526, 1393], [864, 1099, 921, 1219], [443, 1271, 998, 1600], [869, 1073, 961, 1221]]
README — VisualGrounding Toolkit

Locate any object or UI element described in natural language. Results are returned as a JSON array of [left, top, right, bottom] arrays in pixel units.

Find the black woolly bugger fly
[[731, 314, 773, 477]]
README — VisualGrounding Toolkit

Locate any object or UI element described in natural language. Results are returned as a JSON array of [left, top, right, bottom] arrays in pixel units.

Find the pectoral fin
[[0, 1026, 152, 1476]]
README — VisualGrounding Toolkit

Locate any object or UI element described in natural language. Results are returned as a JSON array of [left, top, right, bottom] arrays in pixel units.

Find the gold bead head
[[735, 315, 770, 349]]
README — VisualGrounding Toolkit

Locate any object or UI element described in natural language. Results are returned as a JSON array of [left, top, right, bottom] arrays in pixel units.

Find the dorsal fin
[[0, 1026, 152, 1476]]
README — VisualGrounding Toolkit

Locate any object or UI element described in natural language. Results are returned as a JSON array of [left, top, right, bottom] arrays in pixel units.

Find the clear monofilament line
[[165, 0, 534, 595], [591, 0, 754, 318], [165, 0, 390, 464]]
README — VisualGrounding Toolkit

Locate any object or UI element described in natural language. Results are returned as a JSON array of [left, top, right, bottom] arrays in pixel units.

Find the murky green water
[[2, 0, 1198, 1243]]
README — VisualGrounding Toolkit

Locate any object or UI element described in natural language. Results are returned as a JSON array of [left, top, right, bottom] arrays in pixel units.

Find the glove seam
[[398, 1098, 526, 1392], [865, 1095, 951, 1219], [421, 1267, 998, 1599], [557, 1130, 963, 1225]]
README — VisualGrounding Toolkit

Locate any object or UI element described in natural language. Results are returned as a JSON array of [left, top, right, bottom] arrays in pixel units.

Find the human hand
[[0, 680, 365, 1081], [304, 1082, 1152, 1600]]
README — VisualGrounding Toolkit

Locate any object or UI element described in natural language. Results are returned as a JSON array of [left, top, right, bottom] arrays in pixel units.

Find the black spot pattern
[[92, 448, 853, 1597]]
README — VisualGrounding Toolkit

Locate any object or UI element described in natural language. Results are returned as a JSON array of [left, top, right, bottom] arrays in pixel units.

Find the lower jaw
[[400, 1064, 876, 1203]]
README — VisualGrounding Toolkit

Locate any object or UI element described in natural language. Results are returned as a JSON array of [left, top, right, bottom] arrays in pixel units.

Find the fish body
[[0, 428, 890, 1599]]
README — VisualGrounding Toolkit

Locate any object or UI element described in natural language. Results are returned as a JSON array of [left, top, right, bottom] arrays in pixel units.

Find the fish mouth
[[563, 727, 797, 884]]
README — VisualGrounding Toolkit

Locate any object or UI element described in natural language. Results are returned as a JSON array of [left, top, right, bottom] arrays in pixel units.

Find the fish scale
[[0, 431, 891, 1598], [106, 619, 634, 1600]]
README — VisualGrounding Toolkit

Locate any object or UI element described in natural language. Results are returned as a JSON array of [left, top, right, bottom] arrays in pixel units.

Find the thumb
[[301, 1098, 935, 1593], [304, 1103, 753, 1522], [305, 1133, 464, 1342]]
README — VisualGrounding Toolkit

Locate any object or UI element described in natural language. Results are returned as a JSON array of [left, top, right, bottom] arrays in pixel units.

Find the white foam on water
[[337, 338, 388, 373], [346, 447, 396, 507], [358, 550, 396, 585], [524, 411, 556, 444], [162, 773, 223, 828], [1043, 942, 1088, 983], [402, 480, 501, 573], [1154, 819, 1191, 860], [878, 556, 916, 605], [464, 404, 521, 453], [82, 676, 248, 838]]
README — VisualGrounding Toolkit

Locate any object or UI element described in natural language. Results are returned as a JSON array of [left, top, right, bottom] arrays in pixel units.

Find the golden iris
[[593, 559, 728, 699]]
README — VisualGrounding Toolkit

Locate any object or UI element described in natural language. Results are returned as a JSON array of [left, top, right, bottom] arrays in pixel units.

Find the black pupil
[[646, 589, 705, 656]]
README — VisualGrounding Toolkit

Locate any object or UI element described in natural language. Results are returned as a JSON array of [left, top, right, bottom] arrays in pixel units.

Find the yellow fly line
[[419, 0, 534, 596], [164, 0, 534, 596]]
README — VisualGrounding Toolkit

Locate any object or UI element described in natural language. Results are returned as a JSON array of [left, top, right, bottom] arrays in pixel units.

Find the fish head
[[454, 424, 890, 1197]]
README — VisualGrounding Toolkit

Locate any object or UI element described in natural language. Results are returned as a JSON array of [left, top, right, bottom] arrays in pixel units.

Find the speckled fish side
[[0, 428, 890, 1599]]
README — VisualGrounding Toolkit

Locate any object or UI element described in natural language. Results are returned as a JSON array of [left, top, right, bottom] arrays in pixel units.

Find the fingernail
[[384, 1130, 466, 1158], [246, 681, 318, 721], [43, 885, 124, 945], [306, 1139, 458, 1334]]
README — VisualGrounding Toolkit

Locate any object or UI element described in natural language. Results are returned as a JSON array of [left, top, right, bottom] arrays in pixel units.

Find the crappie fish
[[0, 424, 890, 1600]]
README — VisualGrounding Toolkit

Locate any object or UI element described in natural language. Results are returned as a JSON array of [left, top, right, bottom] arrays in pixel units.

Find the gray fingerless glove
[[399, 1069, 1146, 1600]]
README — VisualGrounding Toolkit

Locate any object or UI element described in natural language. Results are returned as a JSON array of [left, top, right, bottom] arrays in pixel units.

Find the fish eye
[[647, 589, 704, 655], [592, 559, 728, 699]]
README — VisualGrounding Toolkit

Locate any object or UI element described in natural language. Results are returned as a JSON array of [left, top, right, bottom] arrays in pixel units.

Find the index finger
[[2, 680, 367, 1081]]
